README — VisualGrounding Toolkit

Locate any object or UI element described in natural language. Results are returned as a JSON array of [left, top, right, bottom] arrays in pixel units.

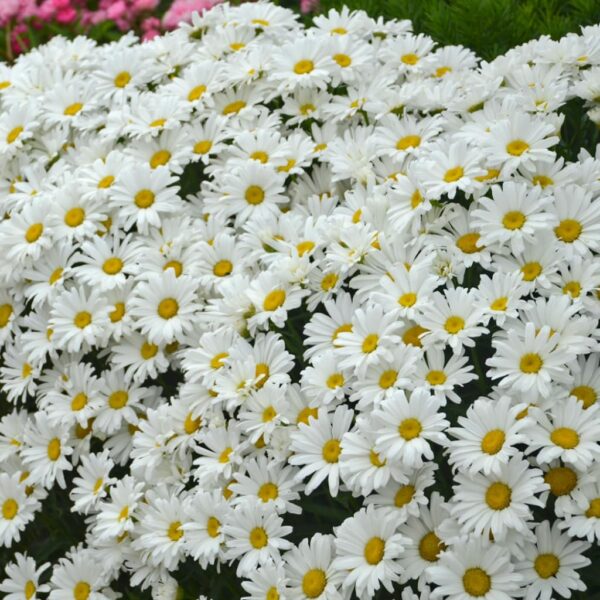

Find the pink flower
[[106, 0, 126, 19], [300, 0, 319, 13], [0, 0, 20, 26], [132, 0, 160, 11], [55, 6, 77, 23], [162, 0, 215, 30]]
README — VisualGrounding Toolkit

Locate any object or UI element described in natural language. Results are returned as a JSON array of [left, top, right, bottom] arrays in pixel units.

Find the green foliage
[[316, 0, 600, 60]]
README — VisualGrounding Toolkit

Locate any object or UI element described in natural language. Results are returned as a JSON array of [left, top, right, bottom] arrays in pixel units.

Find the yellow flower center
[[219, 447, 232, 463], [426, 370, 447, 386], [364, 536, 385, 565], [462, 567, 491, 597], [110, 302, 125, 323], [481, 429, 505, 455], [419, 531, 446, 562], [396, 134, 421, 150], [184, 412, 201, 434], [520, 353, 543, 373], [302, 569, 326, 598], [585, 497, 600, 518], [249, 526, 268, 549], [73, 582, 90, 600], [544, 466, 577, 496], [93, 478, 104, 494], [262, 406, 276, 422], [194, 140, 212, 154], [485, 482, 511, 510], [150, 150, 171, 169], [443, 166, 464, 183], [102, 257, 123, 275], [108, 390, 128, 409], [379, 369, 398, 389], [255, 363, 270, 388], [294, 59, 314, 74], [394, 484, 415, 507], [24, 580, 36, 599], [550, 427, 579, 449], [296, 240, 315, 256], [521, 261, 542, 281], [571, 385, 596, 409], [455, 232, 482, 254], [435, 66, 452, 77], [322, 438, 341, 463], [6, 126, 23, 144], [369, 449, 386, 467], [114, 71, 131, 88], [362, 333, 379, 353], [532, 174, 553, 188], [140, 342, 158, 360], [74, 311, 92, 329], [554, 219, 582, 243], [213, 259, 233, 277], [444, 315, 465, 334], [502, 210, 526, 230], [401, 53, 419, 65], [150, 118, 166, 128], [490, 296, 508, 311], [402, 325, 427, 347], [47, 437, 61, 461], [297, 406, 318, 425], [71, 392, 88, 411], [250, 150, 269, 164], [398, 292, 417, 307], [210, 352, 228, 369], [562, 281, 581, 298], [245, 185, 265, 205], [326, 373, 344, 389], [2, 498, 18, 519], [534, 553, 560, 579], [187, 84, 207, 102], [134, 189, 155, 208], [263, 289, 286, 311], [167, 521, 183, 541], [257, 482, 278, 502], [333, 53, 352, 67], [157, 297, 178, 319], [25, 223, 43, 243], [0, 304, 12, 327], [321, 273, 338, 291], [222, 100, 246, 115], [64, 103, 83, 116], [97, 175, 115, 189], [207, 516, 220, 537], [22, 363, 32, 378], [506, 139, 529, 156], [266, 587, 279, 600], [398, 417, 422, 441]]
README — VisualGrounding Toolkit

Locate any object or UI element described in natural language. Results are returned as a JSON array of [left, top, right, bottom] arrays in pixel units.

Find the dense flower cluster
[[0, 0, 221, 58], [0, 2, 600, 599]]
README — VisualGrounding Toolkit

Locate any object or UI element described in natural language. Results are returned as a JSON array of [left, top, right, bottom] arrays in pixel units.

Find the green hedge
[[313, 0, 600, 59]]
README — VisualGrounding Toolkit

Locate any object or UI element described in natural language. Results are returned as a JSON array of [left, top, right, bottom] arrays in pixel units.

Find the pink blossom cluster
[[1, 0, 225, 57]]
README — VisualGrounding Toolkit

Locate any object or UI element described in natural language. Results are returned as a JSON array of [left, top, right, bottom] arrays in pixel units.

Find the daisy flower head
[[284, 533, 344, 600], [451, 456, 546, 540], [289, 405, 354, 497], [447, 395, 531, 476], [0, 552, 50, 599], [129, 270, 200, 344], [515, 520, 590, 600], [526, 397, 600, 471], [223, 502, 293, 577], [470, 181, 556, 255], [484, 112, 559, 174], [428, 537, 523, 600], [372, 389, 448, 468], [332, 505, 409, 599]]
